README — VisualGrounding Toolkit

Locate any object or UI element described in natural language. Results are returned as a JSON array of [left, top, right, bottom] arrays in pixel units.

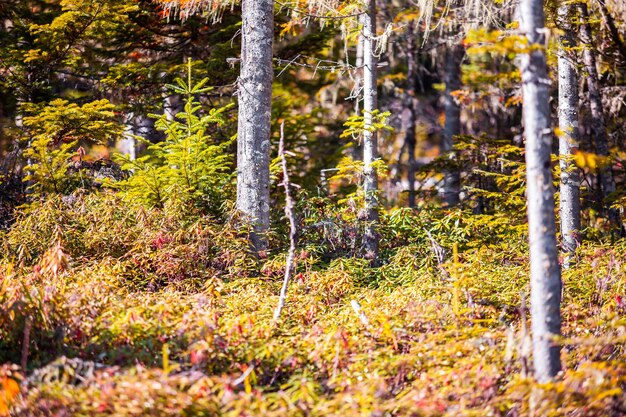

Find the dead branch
[[273, 122, 298, 322]]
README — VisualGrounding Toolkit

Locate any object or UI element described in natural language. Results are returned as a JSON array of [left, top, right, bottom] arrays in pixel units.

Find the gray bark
[[236, 0, 274, 252], [15, 97, 24, 129], [351, 34, 365, 162], [441, 45, 464, 207], [135, 114, 154, 141], [354, 34, 364, 115], [119, 114, 137, 161], [164, 94, 183, 122], [120, 114, 153, 160], [405, 21, 418, 209], [557, 3, 581, 265], [579, 3, 616, 204], [596, 0, 626, 63], [519, 0, 563, 383], [361, 0, 379, 261]]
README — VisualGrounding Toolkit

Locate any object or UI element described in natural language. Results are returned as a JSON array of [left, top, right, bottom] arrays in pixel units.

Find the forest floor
[[1, 192, 626, 416]]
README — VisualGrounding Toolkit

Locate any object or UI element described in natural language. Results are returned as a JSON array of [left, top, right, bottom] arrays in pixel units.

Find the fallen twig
[[273, 122, 298, 322]]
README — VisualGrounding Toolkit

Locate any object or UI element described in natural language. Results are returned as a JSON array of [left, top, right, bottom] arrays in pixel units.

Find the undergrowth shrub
[[2, 191, 255, 281], [1, 205, 626, 415]]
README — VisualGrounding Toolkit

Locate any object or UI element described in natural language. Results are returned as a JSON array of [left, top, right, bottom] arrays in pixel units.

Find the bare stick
[[350, 300, 370, 327], [273, 122, 298, 322], [424, 229, 451, 281], [232, 363, 255, 387]]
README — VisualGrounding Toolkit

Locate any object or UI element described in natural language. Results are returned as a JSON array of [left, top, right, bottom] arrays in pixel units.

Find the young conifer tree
[[519, 0, 563, 382]]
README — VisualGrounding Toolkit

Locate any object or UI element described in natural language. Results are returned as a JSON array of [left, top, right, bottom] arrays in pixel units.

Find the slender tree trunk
[[441, 44, 463, 206], [354, 34, 364, 115], [362, 0, 379, 261], [579, 3, 617, 209], [519, 0, 562, 383], [164, 94, 183, 122], [236, 0, 274, 251], [135, 114, 154, 140], [15, 97, 24, 129], [557, 3, 581, 266], [161, 70, 184, 122], [405, 22, 418, 208], [119, 113, 137, 161], [596, 0, 626, 63], [349, 34, 365, 162]]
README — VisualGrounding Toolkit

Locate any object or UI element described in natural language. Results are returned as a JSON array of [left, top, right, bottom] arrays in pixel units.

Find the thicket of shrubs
[[0, 186, 625, 415]]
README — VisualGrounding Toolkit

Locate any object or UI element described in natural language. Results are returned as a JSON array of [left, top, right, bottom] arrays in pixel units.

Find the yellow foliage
[[573, 150, 609, 170]]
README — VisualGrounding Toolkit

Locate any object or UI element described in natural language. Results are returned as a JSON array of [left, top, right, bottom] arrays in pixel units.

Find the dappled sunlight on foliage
[[2, 0, 626, 414], [1, 190, 626, 415]]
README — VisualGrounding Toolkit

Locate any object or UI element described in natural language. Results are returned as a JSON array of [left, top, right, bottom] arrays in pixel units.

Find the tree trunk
[[596, 0, 626, 63], [557, 3, 581, 266], [236, 0, 274, 252], [579, 3, 617, 209], [441, 44, 463, 207], [362, 0, 379, 261], [519, 0, 562, 383], [354, 33, 364, 115], [351, 34, 364, 161], [119, 113, 137, 161], [405, 21, 418, 209], [164, 94, 183, 122]]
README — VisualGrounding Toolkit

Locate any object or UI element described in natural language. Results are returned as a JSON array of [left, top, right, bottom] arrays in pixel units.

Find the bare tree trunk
[[596, 0, 626, 63], [236, 0, 274, 252], [164, 94, 183, 122], [351, 34, 365, 162], [405, 21, 418, 208], [354, 34, 364, 115], [161, 70, 184, 122], [135, 114, 154, 141], [361, 0, 379, 261], [579, 3, 617, 211], [15, 97, 24, 129], [519, 0, 563, 383], [119, 113, 137, 161], [557, 3, 581, 266], [21, 316, 32, 371], [441, 44, 463, 207]]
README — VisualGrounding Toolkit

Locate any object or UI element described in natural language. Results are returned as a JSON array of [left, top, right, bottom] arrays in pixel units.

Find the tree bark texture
[[596, 0, 626, 63], [120, 114, 137, 161], [441, 44, 464, 207], [351, 34, 364, 161], [361, 0, 379, 261], [557, 3, 581, 263], [519, 0, 563, 383], [164, 94, 183, 122], [579, 3, 616, 204], [236, 0, 274, 251], [405, 21, 418, 208]]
